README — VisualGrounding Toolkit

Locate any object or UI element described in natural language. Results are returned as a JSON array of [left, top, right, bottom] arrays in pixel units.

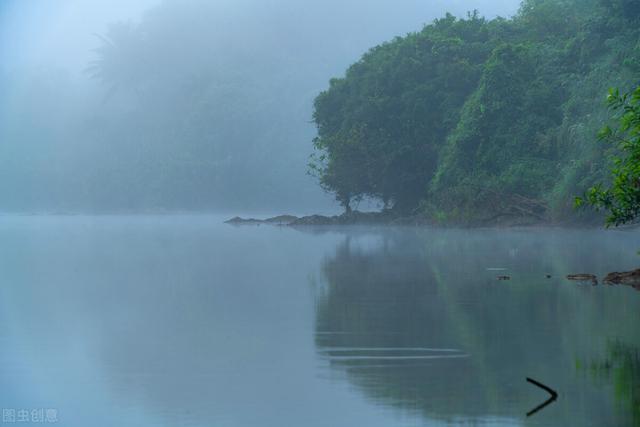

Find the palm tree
[[86, 22, 147, 99]]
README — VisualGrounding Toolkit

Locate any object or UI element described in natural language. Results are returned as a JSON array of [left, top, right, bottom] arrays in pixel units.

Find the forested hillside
[[311, 0, 640, 224]]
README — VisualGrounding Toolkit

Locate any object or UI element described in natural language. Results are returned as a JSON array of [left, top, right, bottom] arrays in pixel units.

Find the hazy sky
[[1, 0, 521, 75], [0, 0, 157, 73]]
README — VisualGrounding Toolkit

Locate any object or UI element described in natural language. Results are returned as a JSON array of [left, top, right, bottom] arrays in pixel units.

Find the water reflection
[[314, 228, 640, 426], [580, 341, 640, 426], [0, 218, 639, 426], [0, 216, 349, 427]]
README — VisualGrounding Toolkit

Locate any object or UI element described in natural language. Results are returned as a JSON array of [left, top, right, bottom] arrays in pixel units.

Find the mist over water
[[0, 216, 639, 426]]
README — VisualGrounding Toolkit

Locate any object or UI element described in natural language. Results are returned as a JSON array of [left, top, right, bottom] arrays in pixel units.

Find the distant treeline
[[311, 0, 640, 224]]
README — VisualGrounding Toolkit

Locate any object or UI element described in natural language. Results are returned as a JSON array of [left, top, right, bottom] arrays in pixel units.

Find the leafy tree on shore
[[311, 12, 497, 213], [311, 0, 640, 223], [577, 86, 640, 226]]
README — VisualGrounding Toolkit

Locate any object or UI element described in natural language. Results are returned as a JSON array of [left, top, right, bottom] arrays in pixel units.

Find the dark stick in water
[[526, 377, 558, 417]]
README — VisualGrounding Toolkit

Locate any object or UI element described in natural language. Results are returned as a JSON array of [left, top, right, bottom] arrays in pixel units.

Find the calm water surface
[[0, 215, 638, 426]]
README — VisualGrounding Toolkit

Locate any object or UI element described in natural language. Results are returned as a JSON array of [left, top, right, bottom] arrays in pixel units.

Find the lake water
[[0, 215, 638, 426]]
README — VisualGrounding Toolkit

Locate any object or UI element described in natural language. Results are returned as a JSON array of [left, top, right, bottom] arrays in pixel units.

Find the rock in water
[[224, 216, 262, 224], [290, 214, 333, 226], [603, 269, 640, 290], [225, 215, 299, 225], [264, 215, 299, 225]]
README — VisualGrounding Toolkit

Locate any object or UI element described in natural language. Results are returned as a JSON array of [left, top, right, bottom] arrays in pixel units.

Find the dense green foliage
[[311, 0, 640, 222], [578, 86, 640, 225]]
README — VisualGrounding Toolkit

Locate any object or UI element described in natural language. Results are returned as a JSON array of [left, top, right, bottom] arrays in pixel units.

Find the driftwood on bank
[[454, 184, 550, 225]]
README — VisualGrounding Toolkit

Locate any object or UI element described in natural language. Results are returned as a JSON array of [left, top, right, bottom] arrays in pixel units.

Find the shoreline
[[224, 211, 635, 229]]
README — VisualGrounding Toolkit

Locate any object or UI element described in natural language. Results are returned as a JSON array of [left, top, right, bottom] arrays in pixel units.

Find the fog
[[2, 217, 639, 426], [0, 0, 520, 215]]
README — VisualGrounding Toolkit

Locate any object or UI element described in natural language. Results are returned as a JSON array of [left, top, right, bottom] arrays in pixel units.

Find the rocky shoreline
[[224, 211, 640, 228], [222, 208, 561, 227], [224, 210, 434, 227]]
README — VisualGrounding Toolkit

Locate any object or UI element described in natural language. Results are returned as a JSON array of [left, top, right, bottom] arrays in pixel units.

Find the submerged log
[[566, 274, 598, 284]]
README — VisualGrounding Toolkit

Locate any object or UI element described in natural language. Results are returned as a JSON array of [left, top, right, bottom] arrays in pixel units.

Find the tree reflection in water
[[313, 229, 640, 426], [580, 341, 640, 426]]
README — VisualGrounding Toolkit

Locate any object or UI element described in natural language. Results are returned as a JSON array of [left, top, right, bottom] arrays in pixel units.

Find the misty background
[[0, 0, 521, 215]]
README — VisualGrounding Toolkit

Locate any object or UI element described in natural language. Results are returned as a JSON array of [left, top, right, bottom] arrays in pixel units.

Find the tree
[[428, 42, 562, 222], [310, 13, 492, 214], [600, 0, 640, 21], [309, 122, 376, 213], [577, 86, 640, 226], [311, 0, 640, 223], [86, 22, 148, 97]]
